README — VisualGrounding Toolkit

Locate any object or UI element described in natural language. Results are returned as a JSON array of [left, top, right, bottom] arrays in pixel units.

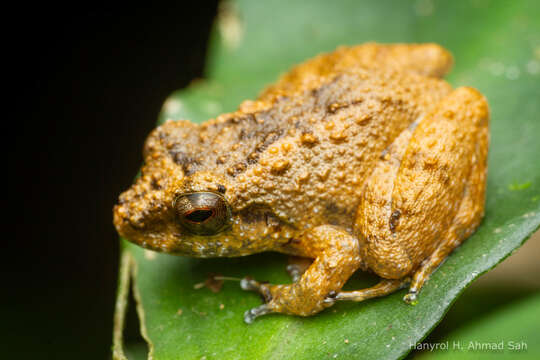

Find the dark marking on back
[[380, 148, 389, 160], [326, 98, 364, 114], [150, 178, 161, 190], [389, 210, 401, 233], [239, 128, 247, 140], [159, 71, 383, 180], [169, 149, 201, 176], [227, 162, 247, 177], [325, 201, 340, 214], [246, 152, 259, 164], [226, 113, 256, 125], [259, 129, 284, 150]]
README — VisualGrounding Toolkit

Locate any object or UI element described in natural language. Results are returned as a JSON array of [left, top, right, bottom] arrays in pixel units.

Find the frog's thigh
[[401, 87, 489, 302], [355, 121, 415, 280]]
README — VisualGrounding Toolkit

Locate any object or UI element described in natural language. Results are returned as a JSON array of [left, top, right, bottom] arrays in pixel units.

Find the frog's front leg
[[241, 225, 362, 323]]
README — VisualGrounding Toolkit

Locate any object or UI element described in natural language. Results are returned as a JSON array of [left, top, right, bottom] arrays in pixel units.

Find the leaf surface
[[421, 294, 540, 359]]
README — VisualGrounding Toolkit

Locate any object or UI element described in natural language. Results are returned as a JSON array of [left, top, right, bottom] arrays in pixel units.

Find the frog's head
[[114, 120, 289, 257]]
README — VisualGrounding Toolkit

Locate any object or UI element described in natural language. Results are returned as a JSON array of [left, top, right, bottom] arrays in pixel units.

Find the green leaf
[[419, 293, 540, 359], [114, 1, 540, 359]]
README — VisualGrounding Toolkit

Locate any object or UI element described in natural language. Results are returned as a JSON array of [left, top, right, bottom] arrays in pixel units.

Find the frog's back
[[259, 42, 453, 101], [153, 67, 451, 231]]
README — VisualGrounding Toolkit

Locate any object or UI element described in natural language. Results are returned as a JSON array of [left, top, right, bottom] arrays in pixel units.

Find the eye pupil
[[185, 209, 214, 223]]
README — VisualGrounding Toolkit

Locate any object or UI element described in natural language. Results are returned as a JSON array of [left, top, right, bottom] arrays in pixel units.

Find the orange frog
[[114, 43, 489, 323]]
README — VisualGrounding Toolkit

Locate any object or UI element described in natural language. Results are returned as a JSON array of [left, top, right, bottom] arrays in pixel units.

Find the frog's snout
[[113, 203, 127, 230], [113, 201, 141, 240], [113, 185, 163, 243]]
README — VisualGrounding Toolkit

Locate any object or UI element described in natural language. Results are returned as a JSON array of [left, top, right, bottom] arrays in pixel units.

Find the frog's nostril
[[185, 209, 214, 223]]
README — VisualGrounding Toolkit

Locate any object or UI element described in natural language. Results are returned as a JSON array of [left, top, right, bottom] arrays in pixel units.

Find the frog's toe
[[240, 277, 260, 291], [240, 277, 273, 302], [244, 304, 273, 324], [323, 290, 338, 305], [403, 290, 418, 305]]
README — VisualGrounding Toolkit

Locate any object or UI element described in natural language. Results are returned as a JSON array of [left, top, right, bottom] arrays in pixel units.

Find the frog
[[113, 43, 489, 324]]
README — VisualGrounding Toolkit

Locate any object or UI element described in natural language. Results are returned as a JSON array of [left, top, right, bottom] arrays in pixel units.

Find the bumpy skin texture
[[113, 43, 489, 322]]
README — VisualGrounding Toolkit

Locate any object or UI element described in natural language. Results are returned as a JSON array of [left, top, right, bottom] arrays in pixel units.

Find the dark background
[[6, 3, 218, 359]]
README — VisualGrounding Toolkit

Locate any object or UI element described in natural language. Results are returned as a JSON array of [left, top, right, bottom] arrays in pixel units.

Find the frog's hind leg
[[399, 87, 489, 303], [403, 177, 488, 303], [404, 123, 489, 303], [356, 86, 489, 304]]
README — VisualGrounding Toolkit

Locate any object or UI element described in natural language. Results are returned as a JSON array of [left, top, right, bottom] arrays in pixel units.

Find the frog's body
[[114, 43, 489, 322]]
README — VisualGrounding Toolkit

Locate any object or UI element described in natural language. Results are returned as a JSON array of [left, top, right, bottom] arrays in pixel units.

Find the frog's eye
[[174, 192, 231, 235]]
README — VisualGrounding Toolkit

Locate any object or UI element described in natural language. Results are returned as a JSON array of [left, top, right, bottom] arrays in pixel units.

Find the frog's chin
[[160, 248, 223, 258], [167, 239, 261, 258], [122, 229, 256, 258]]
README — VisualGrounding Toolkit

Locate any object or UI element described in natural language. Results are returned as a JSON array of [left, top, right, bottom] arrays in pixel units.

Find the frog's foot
[[243, 304, 273, 324], [240, 277, 279, 323], [403, 290, 418, 305], [324, 278, 408, 305], [240, 277, 333, 322]]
